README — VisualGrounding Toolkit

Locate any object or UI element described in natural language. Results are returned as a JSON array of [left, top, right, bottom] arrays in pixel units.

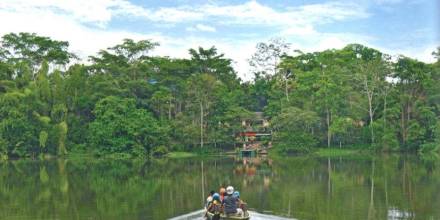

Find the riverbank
[[166, 148, 366, 159], [167, 152, 198, 158], [3, 146, 430, 161], [314, 148, 363, 157]]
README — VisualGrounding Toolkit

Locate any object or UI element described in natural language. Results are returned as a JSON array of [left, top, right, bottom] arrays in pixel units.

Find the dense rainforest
[[0, 32, 439, 159]]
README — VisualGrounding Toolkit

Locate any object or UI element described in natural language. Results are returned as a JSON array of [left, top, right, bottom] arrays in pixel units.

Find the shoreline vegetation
[[0, 33, 439, 160], [0, 146, 437, 161]]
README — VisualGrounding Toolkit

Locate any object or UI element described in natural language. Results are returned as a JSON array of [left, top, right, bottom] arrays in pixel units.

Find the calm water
[[0, 155, 439, 220]]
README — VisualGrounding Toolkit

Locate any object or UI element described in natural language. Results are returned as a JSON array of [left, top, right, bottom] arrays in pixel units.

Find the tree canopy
[[0, 32, 439, 159]]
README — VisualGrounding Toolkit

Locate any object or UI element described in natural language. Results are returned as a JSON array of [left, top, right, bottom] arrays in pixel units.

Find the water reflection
[[0, 155, 439, 220], [387, 208, 414, 220], [233, 156, 273, 189]]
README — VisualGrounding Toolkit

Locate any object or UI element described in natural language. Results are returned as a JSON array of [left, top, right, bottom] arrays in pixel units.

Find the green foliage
[[151, 146, 169, 157], [419, 142, 439, 155], [0, 32, 439, 158], [54, 122, 68, 156], [330, 117, 354, 138], [89, 96, 168, 157], [272, 43, 440, 152], [0, 32, 76, 68], [0, 90, 38, 157], [0, 137, 8, 160], [419, 120, 440, 155], [275, 131, 318, 154], [376, 128, 400, 152], [51, 104, 68, 123], [189, 46, 237, 85], [39, 131, 48, 149], [108, 38, 159, 62], [272, 107, 319, 153]]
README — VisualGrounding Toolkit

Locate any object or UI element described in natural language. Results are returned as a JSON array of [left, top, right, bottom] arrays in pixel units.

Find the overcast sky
[[0, 0, 438, 80]]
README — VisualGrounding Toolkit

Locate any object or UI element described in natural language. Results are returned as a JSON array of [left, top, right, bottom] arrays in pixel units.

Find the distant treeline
[[0, 33, 439, 158]]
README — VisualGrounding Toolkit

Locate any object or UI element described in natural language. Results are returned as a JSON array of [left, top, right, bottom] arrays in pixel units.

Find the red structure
[[238, 132, 257, 137], [235, 112, 272, 156]]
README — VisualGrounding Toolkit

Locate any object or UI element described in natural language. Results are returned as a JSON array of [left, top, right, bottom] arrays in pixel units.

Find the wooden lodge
[[236, 112, 272, 157]]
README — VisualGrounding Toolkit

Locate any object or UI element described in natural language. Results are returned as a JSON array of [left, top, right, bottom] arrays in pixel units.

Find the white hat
[[226, 186, 234, 195]]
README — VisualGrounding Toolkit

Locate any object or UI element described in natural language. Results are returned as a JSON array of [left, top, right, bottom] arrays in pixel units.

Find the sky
[[0, 0, 438, 80]]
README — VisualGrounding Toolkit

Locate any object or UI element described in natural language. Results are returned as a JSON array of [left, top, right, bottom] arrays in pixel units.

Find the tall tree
[[250, 38, 290, 101], [249, 38, 290, 76], [187, 74, 220, 148], [394, 56, 433, 148], [0, 32, 75, 71], [354, 49, 389, 145], [189, 46, 238, 86]]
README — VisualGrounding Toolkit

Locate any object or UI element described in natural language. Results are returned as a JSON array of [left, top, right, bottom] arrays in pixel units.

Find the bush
[[373, 129, 399, 152], [419, 142, 439, 155], [275, 131, 318, 154], [69, 144, 88, 154], [152, 146, 169, 157]]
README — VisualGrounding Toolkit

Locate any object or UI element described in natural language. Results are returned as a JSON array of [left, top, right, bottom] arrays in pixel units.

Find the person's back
[[208, 200, 222, 213], [233, 190, 246, 217], [223, 194, 238, 214], [208, 193, 222, 220]]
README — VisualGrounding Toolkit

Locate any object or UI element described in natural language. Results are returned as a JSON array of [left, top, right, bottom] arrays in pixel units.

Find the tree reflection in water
[[0, 155, 439, 219]]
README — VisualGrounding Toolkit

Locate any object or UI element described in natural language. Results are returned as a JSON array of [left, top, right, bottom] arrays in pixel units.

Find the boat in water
[[168, 209, 294, 220], [206, 211, 250, 220]]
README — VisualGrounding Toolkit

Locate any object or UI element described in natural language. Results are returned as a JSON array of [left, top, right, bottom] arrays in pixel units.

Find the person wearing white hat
[[226, 186, 234, 195], [222, 186, 238, 215]]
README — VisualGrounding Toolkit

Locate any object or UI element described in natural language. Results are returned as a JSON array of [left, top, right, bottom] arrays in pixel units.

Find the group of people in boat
[[204, 186, 248, 219]]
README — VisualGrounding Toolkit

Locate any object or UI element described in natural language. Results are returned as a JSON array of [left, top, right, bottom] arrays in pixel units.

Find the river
[[0, 154, 439, 219]]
